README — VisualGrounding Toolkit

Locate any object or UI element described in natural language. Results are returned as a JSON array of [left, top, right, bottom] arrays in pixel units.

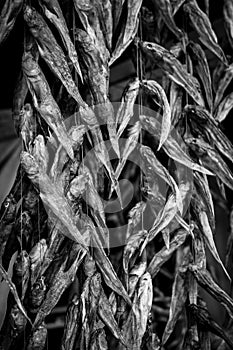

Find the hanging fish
[[214, 92, 233, 123], [183, 0, 227, 64], [29, 239, 47, 285], [147, 229, 188, 278], [223, 0, 233, 50], [151, 0, 183, 39], [39, 0, 83, 81], [187, 41, 213, 112], [21, 151, 88, 250], [0, 0, 24, 45], [28, 276, 46, 313], [24, 5, 86, 106], [110, 0, 143, 65], [20, 103, 37, 152], [214, 63, 233, 109], [162, 267, 188, 345], [190, 266, 233, 319], [12, 72, 29, 135], [22, 52, 74, 159], [140, 115, 213, 175], [13, 250, 30, 299], [76, 29, 119, 157], [141, 41, 205, 106], [116, 78, 140, 137], [62, 294, 80, 350], [142, 80, 172, 149], [33, 246, 85, 328], [27, 322, 47, 350]]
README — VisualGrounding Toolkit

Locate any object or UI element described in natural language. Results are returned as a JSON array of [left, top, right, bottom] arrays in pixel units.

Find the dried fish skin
[[183, 0, 227, 64], [22, 51, 74, 159], [0, 0, 24, 45], [141, 41, 205, 106], [24, 5, 85, 107]]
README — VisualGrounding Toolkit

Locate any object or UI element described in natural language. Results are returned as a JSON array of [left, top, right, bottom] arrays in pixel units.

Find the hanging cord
[[136, 13, 144, 231]]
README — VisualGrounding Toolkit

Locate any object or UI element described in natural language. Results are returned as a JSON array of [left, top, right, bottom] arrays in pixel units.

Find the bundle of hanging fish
[[1, 0, 233, 349]]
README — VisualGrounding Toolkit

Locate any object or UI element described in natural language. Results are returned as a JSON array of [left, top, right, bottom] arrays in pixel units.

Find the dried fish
[[28, 276, 46, 313], [62, 294, 80, 350], [183, 0, 227, 64], [27, 322, 47, 350], [22, 52, 74, 159], [20, 103, 37, 151], [119, 272, 153, 349], [140, 115, 213, 175], [39, 0, 83, 80], [128, 259, 147, 297], [13, 250, 30, 299], [76, 29, 119, 156], [9, 304, 27, 338], [95, 0, 113, 51], [147, 229, 188, 278], [0, 195, 17, 260], [112, 0, 126, 30], [162, 267, 188, 345], [142, 80, 172, 148], [214, 63, 233, 109], [29, 239, 47, 285], [24, 5, 85, 106], [141, 145, 182, 212], [32, 135, 49, 174], [123, 230, 147, 274], [0, 263, 31, 324], [110, 0, 143, 65], [21, 151, 88, 250], [96, 276, 127, 346], [33, 246, 85, 328], [171, 0, 186, 14], [151, 0, 183, 39], [12, 72, 29, 135], [141, 41, 205, 106], [116, 78, 140, 138], [190, 266, 233, 319], [223, 0, 233, 50], [188, 303, 233, 348], [185, 105, 233, 164], [126, 201, 146, 240], [0, 0, 24, 45], [186, 137, 233, 192], [187, 41, 213, 112], [87, 220, 131, 305], [214, 92, 233, 123], [111, 122, 141, 196]]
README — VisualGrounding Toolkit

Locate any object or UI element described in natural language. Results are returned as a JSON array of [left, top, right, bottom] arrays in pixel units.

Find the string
[[136, 13, 144, 231]]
